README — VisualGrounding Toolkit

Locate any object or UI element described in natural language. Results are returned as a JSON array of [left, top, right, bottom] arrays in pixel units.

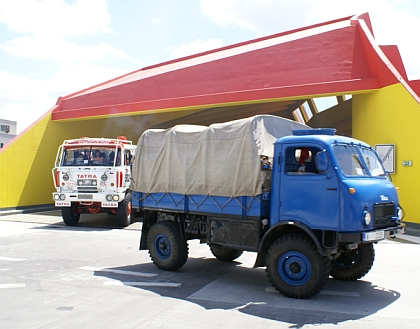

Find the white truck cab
[[52, 136, 136, 227]]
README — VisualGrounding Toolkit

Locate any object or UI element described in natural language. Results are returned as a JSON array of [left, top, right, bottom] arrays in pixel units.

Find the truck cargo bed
[[133, 191, 270, 218]]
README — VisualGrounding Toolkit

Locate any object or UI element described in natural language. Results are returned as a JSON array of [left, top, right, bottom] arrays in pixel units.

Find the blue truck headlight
[[397, 206, 404, 220], [362, 209, 372, 226]]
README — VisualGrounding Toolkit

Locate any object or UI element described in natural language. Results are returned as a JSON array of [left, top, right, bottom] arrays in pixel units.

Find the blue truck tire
[[265, 233, 330, 299], [209, 244, 244, 261], [330, 243, 375, 281], [147, 220, 188, 271]]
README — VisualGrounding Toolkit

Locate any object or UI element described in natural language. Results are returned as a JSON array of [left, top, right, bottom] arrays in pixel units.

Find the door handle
[[326, 188, 337, 191]]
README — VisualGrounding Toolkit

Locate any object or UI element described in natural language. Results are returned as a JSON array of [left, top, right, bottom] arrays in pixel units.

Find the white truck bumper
[[52, 191, 125, 208]]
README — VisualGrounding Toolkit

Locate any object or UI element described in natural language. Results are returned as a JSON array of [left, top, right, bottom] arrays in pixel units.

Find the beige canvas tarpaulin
[[130, 115, 309, 197]]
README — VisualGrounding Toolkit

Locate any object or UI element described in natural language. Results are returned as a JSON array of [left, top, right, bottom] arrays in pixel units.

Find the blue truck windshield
[[333, 145, 385, 177], [360, 147, 386, 177]]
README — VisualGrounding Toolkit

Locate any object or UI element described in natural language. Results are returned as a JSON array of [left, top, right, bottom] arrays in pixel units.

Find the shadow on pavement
[[93, 256, 400, 328], [28, 211, 143, 231]]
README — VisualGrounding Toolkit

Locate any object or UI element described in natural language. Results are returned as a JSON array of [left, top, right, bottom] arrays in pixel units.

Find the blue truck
[[131, 115, 405, 298]]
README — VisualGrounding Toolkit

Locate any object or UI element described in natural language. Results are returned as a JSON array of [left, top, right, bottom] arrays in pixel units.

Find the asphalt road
[[0, 211, 419, 329]]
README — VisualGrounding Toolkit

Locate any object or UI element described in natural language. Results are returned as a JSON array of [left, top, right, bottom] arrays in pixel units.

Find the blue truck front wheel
[[147, 221, 188, 271], [265, 234, 330, 299], [330, 243, 375, 281]]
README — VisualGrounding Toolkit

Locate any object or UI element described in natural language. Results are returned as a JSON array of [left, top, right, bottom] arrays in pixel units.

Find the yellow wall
[[1, 112, 56, 208], [353, 83, 420, 224]]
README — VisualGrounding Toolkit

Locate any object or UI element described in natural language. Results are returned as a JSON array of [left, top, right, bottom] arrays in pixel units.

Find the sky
[[0, 0, 419, 134]]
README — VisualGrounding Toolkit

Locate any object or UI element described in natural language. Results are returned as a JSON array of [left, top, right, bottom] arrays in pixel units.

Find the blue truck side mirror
[[316, 151, 328, 173]]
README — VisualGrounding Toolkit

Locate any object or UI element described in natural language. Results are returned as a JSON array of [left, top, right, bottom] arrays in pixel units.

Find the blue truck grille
[[373, 202, 395, 228]]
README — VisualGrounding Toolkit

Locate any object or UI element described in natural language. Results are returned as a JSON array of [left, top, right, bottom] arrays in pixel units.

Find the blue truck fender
[[253, 220, 326, 268]]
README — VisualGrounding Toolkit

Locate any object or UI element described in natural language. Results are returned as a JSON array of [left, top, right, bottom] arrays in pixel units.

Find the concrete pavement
[[1, 213, 420, 329]]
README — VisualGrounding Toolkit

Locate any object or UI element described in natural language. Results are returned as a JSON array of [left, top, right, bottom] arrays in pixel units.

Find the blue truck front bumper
[[337, 223, 405, 243]]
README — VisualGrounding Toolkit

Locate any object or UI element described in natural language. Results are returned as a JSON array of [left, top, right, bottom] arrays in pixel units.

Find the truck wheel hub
[[289, 262, 301, 273]]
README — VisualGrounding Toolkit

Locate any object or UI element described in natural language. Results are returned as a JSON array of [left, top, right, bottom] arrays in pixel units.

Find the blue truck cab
[[268, 128, 403, 251], [135, 126, 404, 299]]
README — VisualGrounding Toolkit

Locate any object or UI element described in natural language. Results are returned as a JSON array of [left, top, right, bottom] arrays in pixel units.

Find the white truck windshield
[[61, 146, 122, 167], [333, 145, 385, 177]]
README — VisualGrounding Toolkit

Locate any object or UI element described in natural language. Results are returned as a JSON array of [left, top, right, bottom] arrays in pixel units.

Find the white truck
[[52, 136, 136, 227]]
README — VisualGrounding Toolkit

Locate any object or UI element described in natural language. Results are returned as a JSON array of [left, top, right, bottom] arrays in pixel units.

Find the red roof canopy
[[52, 13, 419, 121]]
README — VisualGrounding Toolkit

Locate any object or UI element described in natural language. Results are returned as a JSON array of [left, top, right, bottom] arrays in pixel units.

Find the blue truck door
[[278, 145, 340, 230]]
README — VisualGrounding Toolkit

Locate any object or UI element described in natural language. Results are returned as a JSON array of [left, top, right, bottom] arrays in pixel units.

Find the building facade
[[0, 119, 17, 149]]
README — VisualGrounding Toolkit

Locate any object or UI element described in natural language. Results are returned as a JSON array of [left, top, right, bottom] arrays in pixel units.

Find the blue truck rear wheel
[[147, 220, 188, 271], [265, 234, 330, 298]]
